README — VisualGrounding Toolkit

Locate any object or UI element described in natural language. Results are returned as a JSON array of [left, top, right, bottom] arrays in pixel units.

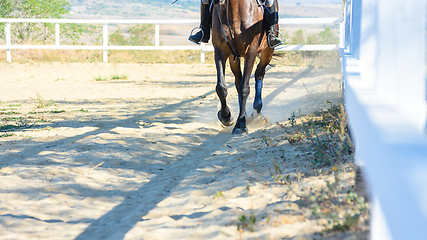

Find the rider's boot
[[189, 3, 212, 44], [265, 3, 282, 48]]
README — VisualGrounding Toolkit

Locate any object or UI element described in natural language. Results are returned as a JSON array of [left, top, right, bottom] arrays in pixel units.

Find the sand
[[0, 62, 366, 239]]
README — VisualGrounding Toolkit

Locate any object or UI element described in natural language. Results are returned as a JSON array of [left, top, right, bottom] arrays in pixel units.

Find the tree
[[0, 0, 93, 44]]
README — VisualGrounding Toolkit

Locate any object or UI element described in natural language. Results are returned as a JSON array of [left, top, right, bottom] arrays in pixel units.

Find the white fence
[[0, 18, 342, 63], [341, 0, 427, 239]]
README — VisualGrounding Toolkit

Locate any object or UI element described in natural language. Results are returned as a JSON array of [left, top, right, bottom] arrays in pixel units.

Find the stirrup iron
[[189, 26, 205, 45], [268, 29, 283, 48]]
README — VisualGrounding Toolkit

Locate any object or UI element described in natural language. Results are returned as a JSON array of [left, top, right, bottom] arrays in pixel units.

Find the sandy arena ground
[[0, 62, 367, 239]]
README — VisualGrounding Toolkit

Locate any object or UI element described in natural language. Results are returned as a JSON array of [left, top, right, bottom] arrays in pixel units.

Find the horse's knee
[[240, 85, 250, 99], [216, 84, 228, 99]]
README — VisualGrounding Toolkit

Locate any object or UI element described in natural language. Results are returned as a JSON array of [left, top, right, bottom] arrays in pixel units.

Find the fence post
[[201, 43, 205, 63], [6, 22, 11, 63], [345, 0, 352, 52], [340, 21, 345, 48], [55, 23, 60, 46], [103, 23, 108, 63], [155, 24, 160, 47]]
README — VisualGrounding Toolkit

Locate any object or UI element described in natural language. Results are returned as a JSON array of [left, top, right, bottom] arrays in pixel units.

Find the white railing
[[0, 18, 342, 63], [341, 0, 427, 239]]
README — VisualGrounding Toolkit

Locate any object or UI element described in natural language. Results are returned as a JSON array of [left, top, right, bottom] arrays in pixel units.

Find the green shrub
[[277, 28, 340, 68], [0, 0, 95, 44], [109, 24, 155, 46]]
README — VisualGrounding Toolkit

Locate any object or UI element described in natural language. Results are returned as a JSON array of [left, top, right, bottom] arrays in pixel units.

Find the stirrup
[[268, 38, 282, 48], [189, 26, 205, 45]]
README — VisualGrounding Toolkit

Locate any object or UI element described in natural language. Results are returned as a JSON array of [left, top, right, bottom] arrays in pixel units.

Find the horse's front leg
[[253, 47, 274, 113], [229, 56, 242, 105], [233, 50, 257, 134], [215, 49, 234, 126]]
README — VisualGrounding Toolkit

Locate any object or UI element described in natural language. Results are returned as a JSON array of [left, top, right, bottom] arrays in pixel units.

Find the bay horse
[[211, 0, 279, 134]]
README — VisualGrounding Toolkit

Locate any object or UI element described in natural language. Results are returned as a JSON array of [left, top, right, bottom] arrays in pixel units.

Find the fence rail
[[0, 18, 342, 63], [341, 0, 427, 239]]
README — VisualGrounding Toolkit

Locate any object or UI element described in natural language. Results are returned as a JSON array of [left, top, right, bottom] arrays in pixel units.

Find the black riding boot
[[265, 3, 282, 48], [189, 3, 211, 44]]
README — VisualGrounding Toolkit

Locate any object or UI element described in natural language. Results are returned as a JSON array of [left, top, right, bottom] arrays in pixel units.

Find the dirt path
[[0, 63, 367, 239]]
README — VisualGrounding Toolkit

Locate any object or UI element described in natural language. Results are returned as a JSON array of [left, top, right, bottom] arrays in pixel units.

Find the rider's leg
[[188, 0, 212, 44], [264, 0, 282, 48]]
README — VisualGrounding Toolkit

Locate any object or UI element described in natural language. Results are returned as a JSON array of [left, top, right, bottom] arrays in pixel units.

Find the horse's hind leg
[[253, 48, 274, 113], [215, 50, 234, 126]]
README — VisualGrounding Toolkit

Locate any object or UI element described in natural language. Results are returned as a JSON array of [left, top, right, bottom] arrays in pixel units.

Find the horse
[[211, 0, 279, 134]]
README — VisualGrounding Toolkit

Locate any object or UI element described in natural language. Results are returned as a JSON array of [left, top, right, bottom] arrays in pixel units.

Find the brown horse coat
[[211, 0, 278, 134]]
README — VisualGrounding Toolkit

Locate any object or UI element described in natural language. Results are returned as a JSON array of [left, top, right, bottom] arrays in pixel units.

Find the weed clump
[[301, 167, 369, 233], [110, 73, 128, 80], [94, 73, 129, 81], [94, 75, 108, 81], [0, 132, 15, 138], [213, 190, 225, 200], [33, 93, 55, 109], [237, 213, 256, 233], [284, 104, 353, 167], [272, 103, 369, 235], [0, 100, 70, 137]]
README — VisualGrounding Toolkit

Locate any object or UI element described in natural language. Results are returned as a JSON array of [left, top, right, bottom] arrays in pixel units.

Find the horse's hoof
[[253, 102, 262, 114], [218, 110, 234, 127], [253, 98, 262, 114], [232, 126, 248, 135]]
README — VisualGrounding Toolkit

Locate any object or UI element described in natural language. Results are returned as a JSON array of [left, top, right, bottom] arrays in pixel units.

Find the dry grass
[[273, 51, 341, 69], [0, 48, 340, 70], [0, 48, 214, 64]]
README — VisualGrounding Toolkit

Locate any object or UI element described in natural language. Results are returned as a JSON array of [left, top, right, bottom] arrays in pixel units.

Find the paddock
[[0, 62, 364, 239]]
